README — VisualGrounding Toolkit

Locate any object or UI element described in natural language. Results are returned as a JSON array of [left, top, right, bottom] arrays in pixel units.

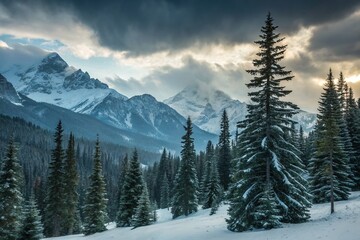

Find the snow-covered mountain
[[164, 85, 248, 134], [165, 85, 317, 134], [0, 75, 214, 152], [1, 52, 126, 114], [93, 94, 185, 137], [0, 50, 216, 151], [90, 92, 217, 148]]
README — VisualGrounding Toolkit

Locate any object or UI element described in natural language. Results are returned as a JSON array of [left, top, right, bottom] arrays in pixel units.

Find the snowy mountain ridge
[[0, 75, 211, 152], [164, 85, 248, 134], [1, 52, 127, 114], [165, 85, 317, 134], [0, 50, 216, 151]]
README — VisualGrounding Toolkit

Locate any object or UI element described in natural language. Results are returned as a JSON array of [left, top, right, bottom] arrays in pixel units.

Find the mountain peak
[[165, 85, 245, 133], [136, 94, 157, 101], [165, 84, 234, 110], [38, 52, 68, 74]]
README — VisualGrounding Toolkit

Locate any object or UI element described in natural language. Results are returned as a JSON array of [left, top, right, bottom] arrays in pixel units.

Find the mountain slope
[[0, 95, 179, 152], [165, 85, 317, 134], [90, 93, 215, 147], [0, 74, 22, 105]]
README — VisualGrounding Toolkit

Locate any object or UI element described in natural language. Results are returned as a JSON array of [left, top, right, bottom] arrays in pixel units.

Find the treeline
[[0, 115, 162, 239], [0, 108, 233, 238], [0, 114, 160, 199]]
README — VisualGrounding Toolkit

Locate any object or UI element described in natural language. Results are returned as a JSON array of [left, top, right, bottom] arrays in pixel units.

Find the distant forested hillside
[[0, 114, 161, 219]]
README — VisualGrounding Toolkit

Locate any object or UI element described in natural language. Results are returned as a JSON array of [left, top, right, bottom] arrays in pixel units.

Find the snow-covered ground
[[46, 192, 360, 240]]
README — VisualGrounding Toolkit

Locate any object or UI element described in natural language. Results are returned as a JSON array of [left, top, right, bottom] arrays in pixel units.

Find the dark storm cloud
[[2, 0, 360, 55], [310, 12, 360, 61], [285, 53, 321, 78]]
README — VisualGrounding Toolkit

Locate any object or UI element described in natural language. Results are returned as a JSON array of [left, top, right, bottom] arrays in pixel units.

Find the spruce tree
[[336, 73, 355, 185], [196, 152, 206, 192], [203, 157, 222, 214], [172, 117, 199, 218], [116, 149, 143, 227], [0, 137, 24, 240], [63, 133, 79, 235], [155, 149, 168, 206], [160, 173, 170, 209], [132, 182, 152, 228], [83, 136, 108, 235], [309, 69, 353, 213], [19, 196, 44, 240], [345, 87, 360, 189], [116, 154, 129, 213], [44, 121, 65, 237], [200, 141, 214, 202], [227, 13, 311, 232], [337, 72, 347, 112], [218, 110, 231, 191]]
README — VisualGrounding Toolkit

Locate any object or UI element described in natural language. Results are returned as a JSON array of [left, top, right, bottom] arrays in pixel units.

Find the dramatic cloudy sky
[[0, 0, 360, 112]]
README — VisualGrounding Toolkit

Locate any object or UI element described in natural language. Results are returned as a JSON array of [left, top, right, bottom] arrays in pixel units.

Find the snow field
[[46, 192, 360, 240]]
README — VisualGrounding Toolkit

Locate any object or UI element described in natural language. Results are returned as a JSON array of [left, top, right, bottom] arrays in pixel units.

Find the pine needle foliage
[[227, 13, 311, 232]]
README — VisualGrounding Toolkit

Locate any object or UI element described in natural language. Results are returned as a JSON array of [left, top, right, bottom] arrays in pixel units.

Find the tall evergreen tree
[[345, 87, 360, 189], [0, 137, 24, 240], [196, 152, 206, 193], [218, 110, 231, 191], [116, 154, 129, 212], [63, 133, 79, 235], [172, 117, 199, 218], [337, 72, 347, 112], [227, 13, 311, 232], [336, 73, 355, 184], [203, 156, 222, 214], [83, 136, 108, 235], [116, 149, 143, 227], [155, 149, 168, 206], [19, 195, 44, 240], [160, 173, 170, 209], [200, 141, 214, 202], [44, 121, 65, 237], [132, 182, 152, 228], [309, 69, 353, 213]]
